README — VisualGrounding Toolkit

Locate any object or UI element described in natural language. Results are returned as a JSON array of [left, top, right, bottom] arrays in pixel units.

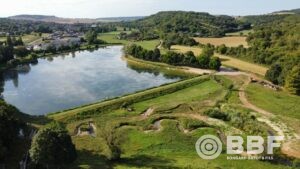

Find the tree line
[[125, 44, 221, 70]]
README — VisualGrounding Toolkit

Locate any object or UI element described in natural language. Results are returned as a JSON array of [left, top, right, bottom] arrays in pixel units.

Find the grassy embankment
[[125, 55, 197, 78], [59, 74, 291, 169], [246, 83, 300, 133], [48, 75, 209, 121]]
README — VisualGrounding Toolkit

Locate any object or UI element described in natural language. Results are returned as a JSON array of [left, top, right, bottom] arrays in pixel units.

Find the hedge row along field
[[49, 75, 210, 121]]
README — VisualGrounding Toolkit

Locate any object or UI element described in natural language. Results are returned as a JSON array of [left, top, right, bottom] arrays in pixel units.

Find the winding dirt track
[[135, 65, 300, 158], [238, 77, 300, 158], [183, 66, 300, 158]]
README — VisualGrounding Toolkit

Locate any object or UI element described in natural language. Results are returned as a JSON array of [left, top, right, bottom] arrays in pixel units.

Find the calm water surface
[[1, 46, 181, 115]]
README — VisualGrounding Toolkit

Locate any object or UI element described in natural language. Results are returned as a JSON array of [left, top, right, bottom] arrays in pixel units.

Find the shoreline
[[0, 43, 121, 71]]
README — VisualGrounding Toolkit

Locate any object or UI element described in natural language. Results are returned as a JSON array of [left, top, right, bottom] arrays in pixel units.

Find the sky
[[0, 0, 299, 18]]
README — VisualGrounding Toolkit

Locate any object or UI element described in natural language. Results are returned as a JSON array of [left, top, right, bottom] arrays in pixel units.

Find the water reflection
[[0, 46, 182, 115]]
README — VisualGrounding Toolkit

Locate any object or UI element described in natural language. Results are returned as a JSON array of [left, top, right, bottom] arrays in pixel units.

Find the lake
[[1, 46, 181, 115]]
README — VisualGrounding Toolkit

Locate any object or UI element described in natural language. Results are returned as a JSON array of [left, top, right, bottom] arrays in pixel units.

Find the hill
[[271, 8, 300, 15], [132, 11, 250, 37], [8, 15, 143, 24]]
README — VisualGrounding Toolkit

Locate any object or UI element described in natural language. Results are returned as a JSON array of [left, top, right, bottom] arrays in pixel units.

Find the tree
[[14, 46, 29, 57], [217, 44, 227, 54], [183, 51, 196, 65], [0, 100, 24, 161], [163, 40, 172, 50], [152, 48, 161, 61], [6, 36, 13, 47], [209, 57, 222, 70], [29, 122, 77, 168], [85, 30, 98, 45], [100, 125, 125, 161], [265, 64, 282, 85], [16, 36, 24, 46], [285, 65, 300, 95], [0, 45, 14, 63]]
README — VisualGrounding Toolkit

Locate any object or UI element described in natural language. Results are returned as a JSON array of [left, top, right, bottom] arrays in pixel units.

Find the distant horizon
[[0, 0, 299, 18], [5, 8, 300, 19]]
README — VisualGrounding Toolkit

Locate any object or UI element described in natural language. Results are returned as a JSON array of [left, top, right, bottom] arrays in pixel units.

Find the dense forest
[[128, 11, 250, 38]]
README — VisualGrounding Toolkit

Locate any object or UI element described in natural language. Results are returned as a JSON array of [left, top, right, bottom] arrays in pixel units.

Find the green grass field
[[98, 32, 160, 50], [0, 33, 49, 45], [246, 83, 300, 120], [62, 77, 291, 169]]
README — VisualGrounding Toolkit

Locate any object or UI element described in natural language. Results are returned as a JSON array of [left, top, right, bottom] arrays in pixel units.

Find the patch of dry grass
[[216, 54, 268, 76], [170, 45, 203, 55], [194, 37, 248, 47], [168, 45, 268, 76]]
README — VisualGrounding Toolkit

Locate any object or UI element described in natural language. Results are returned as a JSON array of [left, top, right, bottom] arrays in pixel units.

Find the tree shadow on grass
[[219, 58, 230, 62], [116, 154, 180, 169], [68, 149, 113, 169]]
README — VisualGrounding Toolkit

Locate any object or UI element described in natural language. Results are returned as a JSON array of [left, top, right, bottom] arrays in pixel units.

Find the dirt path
[[238, 77, 300, 158], [239, 78, 274, 117], [181, 67, 213, 75], [157, 40, 163, 49]]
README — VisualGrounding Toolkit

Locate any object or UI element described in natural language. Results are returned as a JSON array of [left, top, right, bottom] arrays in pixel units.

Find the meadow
[[246, 83, 300, 134], [0, 33, 48, 45], [98, 32, 160, 50], [194, 37, 248, 47]]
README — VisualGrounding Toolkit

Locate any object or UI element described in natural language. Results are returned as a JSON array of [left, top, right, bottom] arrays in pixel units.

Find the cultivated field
[[194, 36, 248, 47], [170, 45, 202, 55], [216, 54, 268, 76]]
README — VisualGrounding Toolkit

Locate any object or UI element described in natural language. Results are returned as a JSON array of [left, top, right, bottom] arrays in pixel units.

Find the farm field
[[216, 54, 268, 76], [60, 76, 291, 169], [194, 36, 248, 47], [22, 34, 43, 44], [0, 33, 48, 45], [170, 45, 202, 55], [98, 32, 160, 50]]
